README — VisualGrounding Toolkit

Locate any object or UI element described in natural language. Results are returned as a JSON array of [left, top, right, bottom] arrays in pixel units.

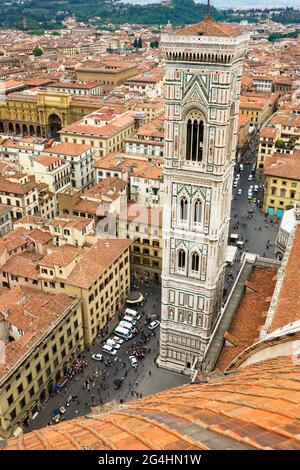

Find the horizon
[[120, 0, 300, 9]]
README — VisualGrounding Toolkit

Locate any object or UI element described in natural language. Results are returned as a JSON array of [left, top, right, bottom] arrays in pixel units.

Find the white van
[[125, 308, 137, 316], [119, 320, 134, 331], [123, 315, 137, 325], [126, 310, 141, 321], [114, 326, 132, 340]]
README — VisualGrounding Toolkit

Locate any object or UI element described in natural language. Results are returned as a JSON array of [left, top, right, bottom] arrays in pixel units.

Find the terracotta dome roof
[[175, 16, 240, 37], [3, 355, 300, 450]]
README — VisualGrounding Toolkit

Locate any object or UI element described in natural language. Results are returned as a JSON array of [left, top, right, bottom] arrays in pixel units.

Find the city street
[[230, 135, 279, 259], [27, 280, 188, 433]]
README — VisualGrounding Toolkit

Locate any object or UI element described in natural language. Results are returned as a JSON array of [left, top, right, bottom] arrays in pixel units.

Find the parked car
[[129, 355, 138, 368], [248, 174, 254, 181], [233, 180, 238, 188], [113, 336, 124, 345], [91, 353, 103, 362], [240, 164, 244, 171], [254, 185, 259, 192], [102, 344, 117, 356], [148, 320, 160, 330], [105, 339, 121, 350], [237, 189, 242, 195]]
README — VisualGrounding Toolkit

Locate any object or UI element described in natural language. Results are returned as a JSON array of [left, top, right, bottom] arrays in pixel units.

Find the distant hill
[[0, 1, 299, 30]]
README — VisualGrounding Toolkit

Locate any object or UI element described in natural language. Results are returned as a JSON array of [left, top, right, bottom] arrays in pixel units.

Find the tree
[[150, 40, 159, 48], [33, 46, 43, 56]]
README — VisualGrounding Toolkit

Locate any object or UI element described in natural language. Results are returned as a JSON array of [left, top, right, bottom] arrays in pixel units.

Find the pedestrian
[[149, 370, 152, 376], [75, 410, 79, 417], [140, 394, 143, 399]]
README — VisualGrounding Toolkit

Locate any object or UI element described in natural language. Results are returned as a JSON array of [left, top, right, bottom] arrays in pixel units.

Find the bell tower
[[158, 15, 249, 372]]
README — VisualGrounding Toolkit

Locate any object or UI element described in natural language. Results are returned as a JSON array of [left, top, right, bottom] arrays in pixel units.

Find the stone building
[[158, 16, 249, 372]]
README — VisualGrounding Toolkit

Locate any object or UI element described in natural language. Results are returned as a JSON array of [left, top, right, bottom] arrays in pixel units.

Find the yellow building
[[239, 95, 270, 129], [263, 152, 300, 217], [75, 61, 138, 93], [257, 127, 279, 174], [134, 98, 164, 122], [39, 239, 131, 345], [60, 108, 136, 159], [0, 239, 131, 346], [119, 203, 162, 283], [49, 216, 95, 247], [0, 285, 83, 438], [0, 174, 39, 219], [0, 90, 102, 138]]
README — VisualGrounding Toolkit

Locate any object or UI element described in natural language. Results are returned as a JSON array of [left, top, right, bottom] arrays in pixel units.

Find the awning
[[268, 207, 275, 216], [277, 209, 284, 218], [126, 291, 144, 304]]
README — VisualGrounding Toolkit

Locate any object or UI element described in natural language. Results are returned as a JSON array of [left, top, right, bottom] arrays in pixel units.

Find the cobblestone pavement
[[27, 280, 189, 432]]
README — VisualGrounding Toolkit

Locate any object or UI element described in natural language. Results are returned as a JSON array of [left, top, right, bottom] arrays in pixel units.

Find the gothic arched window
[[191, 252, 200, 272], [178, 249, 186, 269], [194, 199, 202, 224], [185, 110, 204, 162], [180, 197, 188, 221]]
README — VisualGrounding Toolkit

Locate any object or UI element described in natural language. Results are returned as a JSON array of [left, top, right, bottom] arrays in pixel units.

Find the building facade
[[0, 287, 83, 438], [158, 17, 248, 372]]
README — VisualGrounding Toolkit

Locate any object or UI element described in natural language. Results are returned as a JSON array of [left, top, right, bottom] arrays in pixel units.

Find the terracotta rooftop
[[40, 246, 81, 268], [0, 286, 78, 382], [260, 128, 277, 139], [66, 239, 131, 289], [45, 142, 92, 156], [1, 253, 40, 281], [269, 225, 300, 334], [3, 355, 300, 450], [0, 227, 33, 255], [216, 267, 278, 372], [175, 16, 240, 38], [34, 154, 61, 168], [0, 175, 38, 195], [264, 154, 300, 181]]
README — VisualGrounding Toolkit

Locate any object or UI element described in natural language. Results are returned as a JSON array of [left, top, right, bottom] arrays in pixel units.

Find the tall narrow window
[[194, 199, 202, 224], [180, 197, 188, 221], [191, 252, 200, 272], [186, 120, 192, 160], [185, 111, 204, 162], [178, 249, 186, 269]]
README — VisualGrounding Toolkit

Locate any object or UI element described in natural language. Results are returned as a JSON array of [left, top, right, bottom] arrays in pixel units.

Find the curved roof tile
[[3, 356, 300, 450]]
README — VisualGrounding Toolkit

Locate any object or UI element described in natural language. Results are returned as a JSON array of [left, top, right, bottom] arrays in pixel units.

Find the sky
[[120, 0, 300, 8]]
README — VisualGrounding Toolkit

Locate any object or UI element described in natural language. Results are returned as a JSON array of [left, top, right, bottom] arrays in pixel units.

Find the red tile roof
[[264, 154, 300, 181], [269, 225, 300, 333], [216, 267, 278, 372], [175, 16, 240, 37], [3, 355, 300, 450]]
